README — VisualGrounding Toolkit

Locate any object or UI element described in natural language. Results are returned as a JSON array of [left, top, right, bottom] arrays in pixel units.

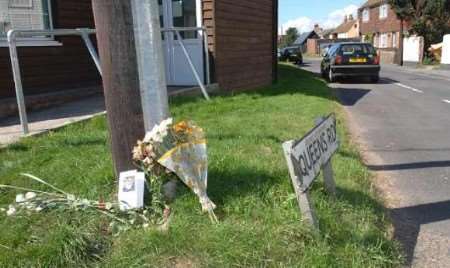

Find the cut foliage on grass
[[0, 64, 402, 267]]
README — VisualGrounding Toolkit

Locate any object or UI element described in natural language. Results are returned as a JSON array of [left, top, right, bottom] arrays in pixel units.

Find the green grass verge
[[0, 64, 402, 267]]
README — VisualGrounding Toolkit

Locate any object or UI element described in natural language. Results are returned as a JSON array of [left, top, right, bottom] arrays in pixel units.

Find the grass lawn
[[0, 64, 402, 267]]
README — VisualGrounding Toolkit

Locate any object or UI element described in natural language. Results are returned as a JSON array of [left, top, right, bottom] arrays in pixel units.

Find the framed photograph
[[118, 170, 146, 210]]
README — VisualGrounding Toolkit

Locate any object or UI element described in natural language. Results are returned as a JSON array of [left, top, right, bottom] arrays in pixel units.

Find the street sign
[[282, 114, 339, 227], [287, 114, 338, 191]]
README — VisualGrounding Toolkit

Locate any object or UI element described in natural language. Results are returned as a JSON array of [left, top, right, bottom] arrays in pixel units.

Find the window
[[362, 8, 370, 22], [339, 44, 375, 56], [380, 33, 388, 48], [392, 32, 397, 48], [172, 0, 197, 39], [379, 4, 388, 19], [0, 0, 57, 46]]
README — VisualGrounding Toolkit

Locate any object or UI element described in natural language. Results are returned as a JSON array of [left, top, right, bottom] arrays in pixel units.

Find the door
[[159, 0, 204, 86]]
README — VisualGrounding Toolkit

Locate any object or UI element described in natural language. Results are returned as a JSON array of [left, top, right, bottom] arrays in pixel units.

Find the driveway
[[300, 59, 450, 267]]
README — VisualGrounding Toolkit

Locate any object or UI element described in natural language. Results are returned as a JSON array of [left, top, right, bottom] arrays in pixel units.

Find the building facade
[[0, 0, 277, 113], [331, 15, 359, 39], [358, 0, 409, 64]]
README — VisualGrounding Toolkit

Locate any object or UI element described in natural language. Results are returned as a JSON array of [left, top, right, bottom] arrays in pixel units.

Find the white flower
[[143, 131, 153, 143], [81, 199, 91, 206], [160, 118, 173, 129], [144, 118, 172, 143], [25, 192, 37, 200], [16, 194, 25, 203], [67, 194, 76, 201], [6, 205, 16, 216], [35, 206, 43, 212], [105, 202, 113, 211]]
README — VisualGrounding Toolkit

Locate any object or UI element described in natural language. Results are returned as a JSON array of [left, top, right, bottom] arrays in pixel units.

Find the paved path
[[301, 59, 450, 267], [0, 85, 214, 147], [0, 95, 106, 147]]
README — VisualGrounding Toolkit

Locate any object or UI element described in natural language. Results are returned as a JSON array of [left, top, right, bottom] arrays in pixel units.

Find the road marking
[[443, 99, 450, 104], [394, 83, 424, 93]]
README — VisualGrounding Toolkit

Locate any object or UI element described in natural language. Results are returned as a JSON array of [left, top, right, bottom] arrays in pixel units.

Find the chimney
[[344, 16, 348, 23], [348, 14, 354, 21], [314, 24, 320, 32]]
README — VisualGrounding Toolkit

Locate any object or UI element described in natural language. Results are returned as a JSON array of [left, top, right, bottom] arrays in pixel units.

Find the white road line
[[394, 83, 424, 93], [442, 99, 450, 104]]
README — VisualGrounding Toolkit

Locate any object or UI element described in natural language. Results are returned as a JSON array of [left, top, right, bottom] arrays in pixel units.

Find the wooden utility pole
[[92, 0, 145, 175], [399, 18, 404, 66]]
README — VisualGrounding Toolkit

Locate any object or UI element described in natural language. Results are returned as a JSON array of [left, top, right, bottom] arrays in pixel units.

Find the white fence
[[442, 34, 450, 66], [403, 36, 424, 65]]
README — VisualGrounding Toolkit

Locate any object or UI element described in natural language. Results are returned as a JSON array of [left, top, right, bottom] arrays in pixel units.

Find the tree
[[410, 0, 450, 49], [280, 27, 299, 48], [390, 0, 450, 64]]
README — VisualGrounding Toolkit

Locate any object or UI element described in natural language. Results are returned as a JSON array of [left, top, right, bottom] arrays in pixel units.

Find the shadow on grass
[[208, 133, 284, 144], [0, 143, 30, 152], [62, 137, 107, 147], [336, 180, 450, 266], [207, 167, 282, 207], [169, 64, 337, 107]]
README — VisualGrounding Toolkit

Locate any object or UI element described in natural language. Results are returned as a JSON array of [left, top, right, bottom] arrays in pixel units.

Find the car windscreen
[[339, 44, 375, 56]]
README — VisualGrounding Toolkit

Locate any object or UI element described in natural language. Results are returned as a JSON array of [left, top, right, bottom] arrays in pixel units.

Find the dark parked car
[[279, 46, 303, 64], [320, 42, 380, 83]]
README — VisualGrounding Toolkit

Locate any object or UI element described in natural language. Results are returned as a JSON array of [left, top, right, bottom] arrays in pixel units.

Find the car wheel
[[370, 75, 379, 83], [328, 68, 336, 83]]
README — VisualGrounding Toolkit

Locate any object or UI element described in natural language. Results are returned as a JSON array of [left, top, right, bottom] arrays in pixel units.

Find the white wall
[[403, 36, 424, 63], [442, 34, 450, 65]]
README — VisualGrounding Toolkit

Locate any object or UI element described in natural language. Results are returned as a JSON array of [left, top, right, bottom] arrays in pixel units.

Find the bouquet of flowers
[[133, 118, 218, 223]]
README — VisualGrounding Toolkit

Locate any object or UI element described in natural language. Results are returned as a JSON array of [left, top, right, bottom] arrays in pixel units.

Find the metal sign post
[[282, 114, 339, 228]]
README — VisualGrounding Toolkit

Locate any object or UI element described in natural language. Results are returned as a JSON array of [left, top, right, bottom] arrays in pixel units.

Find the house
[[293, 29, 320, 53], [0, 0, 278, 117], [321, 28, 335, 40], [331, 15, 359, 39], [358, 0, 409, 64]]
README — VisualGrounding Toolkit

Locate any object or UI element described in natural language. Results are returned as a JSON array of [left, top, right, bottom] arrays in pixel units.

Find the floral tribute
[[133, 118, 218, 223], [0, 174, 167, 235], [0, 118, 217, 236]]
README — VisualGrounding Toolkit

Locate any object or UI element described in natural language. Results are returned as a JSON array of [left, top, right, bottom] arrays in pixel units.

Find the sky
[[279, 0, 366, 34]]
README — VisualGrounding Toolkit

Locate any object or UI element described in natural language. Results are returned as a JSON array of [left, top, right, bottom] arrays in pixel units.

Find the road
[[300, 59, 450, 267]]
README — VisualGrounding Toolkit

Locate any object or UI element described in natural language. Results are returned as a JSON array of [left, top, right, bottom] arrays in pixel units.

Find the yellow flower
[[173, 121, 192, 134]]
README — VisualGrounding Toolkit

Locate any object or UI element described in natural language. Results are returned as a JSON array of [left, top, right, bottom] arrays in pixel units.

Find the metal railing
[[7, 26, 212, 135], [161, 26, 211, 100], [7, 28, 101, 135]]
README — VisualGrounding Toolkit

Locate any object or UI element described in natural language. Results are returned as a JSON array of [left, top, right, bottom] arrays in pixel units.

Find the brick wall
[[0, 0, 101, 99], [359, 4, 404, 34], [214, 0, 276, 91], [202, 0, 215, 53], [307, 39, 318, 55]]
